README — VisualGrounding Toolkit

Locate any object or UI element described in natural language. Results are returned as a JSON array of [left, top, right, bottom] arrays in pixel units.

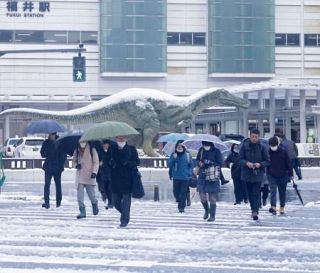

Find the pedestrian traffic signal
[[73, 56, 86, 82]]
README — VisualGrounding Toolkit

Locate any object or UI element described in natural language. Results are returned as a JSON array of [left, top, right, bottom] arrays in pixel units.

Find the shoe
[[221, 180, 229, 185], [42, 203, 50, 209], [279, 207, 285, 215], [298, 177, 302, 180], [92, 203, 99, 216], [244, 199, 248, 204], [179, 208, 184, 213], [234, 202, 241, 205], [252, 211, 259, 221], [77, 206, 86, 219], [56, 201, 61, 208], [262, 199, 267, 206], [269, 206, 277, 215], [120, 222, 128, 227]]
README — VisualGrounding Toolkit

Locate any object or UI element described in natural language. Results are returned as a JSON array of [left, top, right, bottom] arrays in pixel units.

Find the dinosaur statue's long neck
[[187, 90, 223, 115]]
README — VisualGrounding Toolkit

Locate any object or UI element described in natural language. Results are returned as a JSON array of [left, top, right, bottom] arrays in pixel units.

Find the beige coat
[[73, 145, 99, 186]]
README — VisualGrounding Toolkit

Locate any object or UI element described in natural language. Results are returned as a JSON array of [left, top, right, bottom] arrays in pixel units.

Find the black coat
[[40, 137, 66, 174], [225, 151, 241, 181], [107, 144, 140, 194], [239, 138, 270, 183], [267, 147, 293, 178]]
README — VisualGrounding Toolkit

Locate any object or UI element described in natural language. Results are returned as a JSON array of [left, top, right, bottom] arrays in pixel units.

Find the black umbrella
[[291, 178, 304, 206], [55, 132, 82, 156], [24, 120, 67, 135]]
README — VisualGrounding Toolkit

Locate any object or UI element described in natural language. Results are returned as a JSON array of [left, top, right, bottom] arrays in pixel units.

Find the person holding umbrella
[[73, 141, 100, 219], [107, 135, 140, 227], [40, 132, 66, 209], [196, 141, 222, 222], [267, 136, 293, 215]]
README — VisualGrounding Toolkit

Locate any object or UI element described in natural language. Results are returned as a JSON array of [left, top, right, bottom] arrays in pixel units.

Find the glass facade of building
[[100, 0, 166, 74], [208, 0, 275, 74]]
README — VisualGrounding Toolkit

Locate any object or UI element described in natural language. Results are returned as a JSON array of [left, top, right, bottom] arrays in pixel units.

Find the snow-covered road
[[0, 187, 320, 273]]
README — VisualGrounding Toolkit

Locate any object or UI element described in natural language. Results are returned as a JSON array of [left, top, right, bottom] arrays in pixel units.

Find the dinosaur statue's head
[[188, 88, 250, 115]]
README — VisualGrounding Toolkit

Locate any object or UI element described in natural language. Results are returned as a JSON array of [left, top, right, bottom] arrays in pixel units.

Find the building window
[[275, 33, 300, 46], [0, 30, 98, 44], [167, 32, 206, 46], [305, 34, 319, 46]]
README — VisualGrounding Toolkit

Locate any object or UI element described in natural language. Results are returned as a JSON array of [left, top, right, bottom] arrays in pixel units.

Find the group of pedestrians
[[40, 133, 139, 227], [168, 128, 299, 222]]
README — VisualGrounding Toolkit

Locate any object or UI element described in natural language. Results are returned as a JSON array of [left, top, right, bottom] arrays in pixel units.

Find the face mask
[[270, 146, 278, 151], [79, 142, 86, 149], [203, 146, 211, 151], [233, 148, 239, 153], [176, 148, 184, 153], [104, 148, 108, 152], [117, 141, 126, 148]]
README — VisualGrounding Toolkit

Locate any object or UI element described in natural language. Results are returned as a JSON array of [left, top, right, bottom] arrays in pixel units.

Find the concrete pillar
[[269, 89, 275, 136], [205, 121, 210, 134], [316, 90, 320, 143], [4, 116, 10, 140], [242, 93, 249, 137], [220, 121, 226, 135], [299, 89, 307, 143], [285, 89, 292, 140], [257, 91, 264, 136]]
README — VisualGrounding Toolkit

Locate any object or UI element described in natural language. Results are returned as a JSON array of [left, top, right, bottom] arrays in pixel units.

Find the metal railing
[[0, 157, 318, 169]]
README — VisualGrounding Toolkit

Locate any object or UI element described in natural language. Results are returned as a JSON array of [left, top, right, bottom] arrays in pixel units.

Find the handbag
[[188, 173, 198, 188], [204, 165, 220, 183], [131, 168, 145, 199]]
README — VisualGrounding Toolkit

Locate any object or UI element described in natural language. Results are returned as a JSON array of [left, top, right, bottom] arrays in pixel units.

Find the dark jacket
[[168, 151, 193, 181], [239, 138, 270, 183], [40, 137, 66, 173], [267, 146, 293, 178], [225, 150, 241, 181], [281, 137, 298, 160], [196, 146, 222, 193], [107, 144, 140, 195]]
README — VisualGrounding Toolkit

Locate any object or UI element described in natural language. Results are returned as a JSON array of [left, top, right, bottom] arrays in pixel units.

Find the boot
[[207, 204, 216, 222], [77, 206, 86, 219], [279, 206, 285, 215], [92, 203, 99, 215], [42, 203, 50, 209], [269, 206, 277, 215], [186, 191, 191, 206], [201, 201, 209, 220], [252, 211, 259, 221]]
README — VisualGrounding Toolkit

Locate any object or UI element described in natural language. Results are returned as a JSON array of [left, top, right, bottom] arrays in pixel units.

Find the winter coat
[[97, 150, 112, 193], [225, 151, 241, 181], [267, 146, 293, 178], [239, 138, 270, 183], [107, 144, 140, 195], [196, 146, 222, 193], [281, 137, 298, 160], [168, 151, 193, 181], [72, 145, 99, 186], [40, 137, 66, 174]]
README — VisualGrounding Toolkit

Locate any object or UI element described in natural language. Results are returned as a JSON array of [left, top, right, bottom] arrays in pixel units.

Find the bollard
[[154, 184, 160, 201]]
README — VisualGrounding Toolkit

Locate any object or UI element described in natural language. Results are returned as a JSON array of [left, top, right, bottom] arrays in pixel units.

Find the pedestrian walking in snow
[[98, 140, 114, 209], [107, 136, 140, 227], [267, 136, 293, 215], [225, 143, 248, 205], [168, 142, 193, 213], [40, 132, 66, 209], [196, 141, 222, 222], [239, 129, 270, 221], [73, 141, 100, 219]]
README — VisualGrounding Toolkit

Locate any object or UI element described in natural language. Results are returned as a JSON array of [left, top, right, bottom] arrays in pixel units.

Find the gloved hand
[[204, 159, 212, 165], [198, 161, 204, 167], [91, 173, 97, 179], [173, 153, 178, 159], [75, 164, 82, 170]]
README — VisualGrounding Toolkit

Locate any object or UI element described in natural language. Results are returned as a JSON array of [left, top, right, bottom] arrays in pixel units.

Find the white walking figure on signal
[[76, 71, 82, 80]]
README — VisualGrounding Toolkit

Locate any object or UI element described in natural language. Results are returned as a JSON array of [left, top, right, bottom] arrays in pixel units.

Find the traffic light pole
[[0, 48, 86, 57]]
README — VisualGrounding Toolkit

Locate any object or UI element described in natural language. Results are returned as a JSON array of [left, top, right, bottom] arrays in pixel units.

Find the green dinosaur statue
[[0, 88, 249, 156]]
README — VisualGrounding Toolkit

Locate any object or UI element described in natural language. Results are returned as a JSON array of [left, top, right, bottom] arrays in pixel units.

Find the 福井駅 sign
[[5, 1, 50, 18]]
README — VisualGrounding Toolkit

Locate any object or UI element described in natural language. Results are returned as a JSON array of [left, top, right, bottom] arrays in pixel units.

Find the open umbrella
[[291, 178, 304, 206], [182, 134, 228, 153], [80, 121, 139, 142], [157, 133, 189, 143], [24, 120, 67, 135], [55, 132, 82, 156]]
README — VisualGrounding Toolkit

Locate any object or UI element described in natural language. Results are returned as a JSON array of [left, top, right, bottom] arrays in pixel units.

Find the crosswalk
[[0, 194, 319, 273]]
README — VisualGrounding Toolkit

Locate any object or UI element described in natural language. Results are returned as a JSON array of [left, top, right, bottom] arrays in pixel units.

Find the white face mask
[[270, 146, 278, 151], [203, 146, 211, 151], [104, 148, 108, 152], [176, 148, 184, 153], [79, 142, 86, 149], [117, 141, 126, 148]]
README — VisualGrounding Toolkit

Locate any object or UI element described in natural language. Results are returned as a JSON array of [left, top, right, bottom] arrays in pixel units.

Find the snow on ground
[[0, 181, 320, 273]]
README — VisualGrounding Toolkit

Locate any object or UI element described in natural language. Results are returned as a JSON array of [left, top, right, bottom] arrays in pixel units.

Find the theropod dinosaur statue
[[0, 88, 249, 156]]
